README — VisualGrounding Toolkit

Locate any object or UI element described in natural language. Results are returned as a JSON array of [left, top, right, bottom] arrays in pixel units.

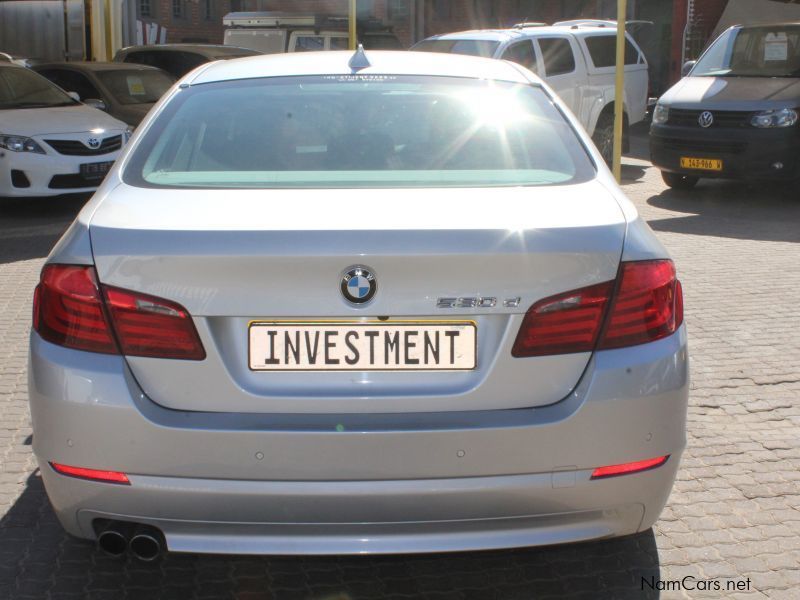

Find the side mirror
[[681, 60, 696, 77], [84, 98, 107, 111], [66, 91, 80, 102]]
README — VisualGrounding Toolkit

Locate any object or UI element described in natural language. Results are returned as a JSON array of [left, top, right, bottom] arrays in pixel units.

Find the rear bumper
[[650, 124, 800, 180], [29, 327, 688, 554]]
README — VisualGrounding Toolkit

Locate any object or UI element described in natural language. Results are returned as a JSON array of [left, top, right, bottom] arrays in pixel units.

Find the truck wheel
[[592, 114, 614, 166], [661, 171, 699, 190]]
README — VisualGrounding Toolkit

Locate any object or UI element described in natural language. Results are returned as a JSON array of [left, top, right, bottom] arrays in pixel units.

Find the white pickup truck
[[412, 22, 649, 164]]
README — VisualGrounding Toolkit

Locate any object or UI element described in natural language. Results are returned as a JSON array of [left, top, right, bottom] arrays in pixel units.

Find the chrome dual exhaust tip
[[129, 527, 162, 562], [95, 521, 163, 561]]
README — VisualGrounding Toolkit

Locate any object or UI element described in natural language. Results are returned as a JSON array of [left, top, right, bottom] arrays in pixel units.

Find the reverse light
[[750, 108, 798, 128], [591, 455, 669, 479], [511, 260, 683, 357], [0, 133, 46, 154], [33, 264, 205, 360], [511, 281, 614, 357], [50, 462, 130, 484], [104, 286, 206, 360]]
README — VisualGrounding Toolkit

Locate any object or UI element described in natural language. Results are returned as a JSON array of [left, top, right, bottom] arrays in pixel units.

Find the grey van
[[650, 24, 800, 189]]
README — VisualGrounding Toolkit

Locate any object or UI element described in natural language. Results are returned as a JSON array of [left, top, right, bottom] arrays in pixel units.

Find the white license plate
[[248, 321, 477, 371]]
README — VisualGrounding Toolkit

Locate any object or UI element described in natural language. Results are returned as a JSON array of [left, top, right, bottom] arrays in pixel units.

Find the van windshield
[[693, 25, 800, 77], [124, 75, 594, 189]]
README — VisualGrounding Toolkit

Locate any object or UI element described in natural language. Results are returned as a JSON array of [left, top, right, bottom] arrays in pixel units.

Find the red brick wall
[[157, 0, 234, 43]]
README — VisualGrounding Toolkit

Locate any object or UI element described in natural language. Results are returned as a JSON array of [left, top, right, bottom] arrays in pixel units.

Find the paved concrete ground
[[1, 158, 799, 599]]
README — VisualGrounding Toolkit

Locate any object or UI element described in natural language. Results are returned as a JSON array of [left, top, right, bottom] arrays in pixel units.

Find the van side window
[[294, 36, 325, 52], [584, 35, 640, 68], [501, 41, 538, 72], [538, 38, 575, 76]]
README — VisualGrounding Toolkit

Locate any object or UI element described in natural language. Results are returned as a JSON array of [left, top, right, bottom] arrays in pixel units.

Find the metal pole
[[612, 0, 627, 182], [349, 0, 357, 50]]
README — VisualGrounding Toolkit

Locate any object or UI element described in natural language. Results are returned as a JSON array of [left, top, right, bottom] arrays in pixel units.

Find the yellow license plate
[[680, 157, 723, 171]]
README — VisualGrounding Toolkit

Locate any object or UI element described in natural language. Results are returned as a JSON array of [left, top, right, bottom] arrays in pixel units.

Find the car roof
[[187, 50, 536, 86], [732, 22, 800, 29], [33, 61, 165, 72], [118, 44, 259, 57], [425, 24, 618, 43]]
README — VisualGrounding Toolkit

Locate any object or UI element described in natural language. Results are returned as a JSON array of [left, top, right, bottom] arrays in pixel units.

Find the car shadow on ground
[[0, 472, 661, 600], [0, 194, 89, 265], [646, 180, 800, 244], [621, 163, 648, 183]]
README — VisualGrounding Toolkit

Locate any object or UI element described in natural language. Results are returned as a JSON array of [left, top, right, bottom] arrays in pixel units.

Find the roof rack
[[511, 22, 547, 29]]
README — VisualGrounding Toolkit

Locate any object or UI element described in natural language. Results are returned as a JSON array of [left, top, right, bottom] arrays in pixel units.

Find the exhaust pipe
[[129, 525, 164, 562], [96, 522, 130, 558]]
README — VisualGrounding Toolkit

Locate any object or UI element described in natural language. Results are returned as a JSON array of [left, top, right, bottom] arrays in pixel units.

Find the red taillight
[[511, 281, 614, 357], [33, 264, 205, 360], [511, 260, 683, 357], [50, 462, 130, 485], [104, 286, 206, 360], [34, 265, 117, 354], [599, 260, 683, 350], [590, 455, 669, 479]]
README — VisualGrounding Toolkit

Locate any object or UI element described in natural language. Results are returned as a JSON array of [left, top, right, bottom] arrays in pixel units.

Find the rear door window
[[537, 38, 575, 76], [584, 35, 640, 68], [501, 41, 538, 73]]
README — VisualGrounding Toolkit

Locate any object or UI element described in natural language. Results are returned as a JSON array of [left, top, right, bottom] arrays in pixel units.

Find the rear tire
[[661, 171, 699, 190], [592, 114, 614, 166]]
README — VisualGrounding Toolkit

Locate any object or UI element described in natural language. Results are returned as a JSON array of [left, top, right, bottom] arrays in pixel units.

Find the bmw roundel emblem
[[341, 266, 377, 304]]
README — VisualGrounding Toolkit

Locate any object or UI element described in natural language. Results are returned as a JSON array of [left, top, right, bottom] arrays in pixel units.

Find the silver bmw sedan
[[28, 49, 688, 560]]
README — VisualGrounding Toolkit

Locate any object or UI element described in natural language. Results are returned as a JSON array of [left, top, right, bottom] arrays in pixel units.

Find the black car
[[650, 23, 800, 189], [113, 44, 261, 79], [33, 62, 175, 127]]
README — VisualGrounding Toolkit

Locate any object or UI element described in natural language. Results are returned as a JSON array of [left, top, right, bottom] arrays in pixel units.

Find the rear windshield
[[96, 69, 175, 105], [693, 25, 800, 77], [124, 75, 594, 189], [412, 39, 500, 58]]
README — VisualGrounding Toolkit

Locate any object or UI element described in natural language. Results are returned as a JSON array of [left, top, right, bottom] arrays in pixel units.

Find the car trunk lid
[[88, 181, 626, 413]]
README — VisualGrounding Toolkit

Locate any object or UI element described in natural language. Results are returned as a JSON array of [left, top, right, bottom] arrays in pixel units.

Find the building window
[[139, 0, 151, 18], [388, 0, 409, 22], [204, 0, 212, 20], [172, 0, 183, 19]]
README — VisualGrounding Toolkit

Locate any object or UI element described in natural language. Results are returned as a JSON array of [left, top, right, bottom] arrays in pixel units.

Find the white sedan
[[0, 63, 129, 198]]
